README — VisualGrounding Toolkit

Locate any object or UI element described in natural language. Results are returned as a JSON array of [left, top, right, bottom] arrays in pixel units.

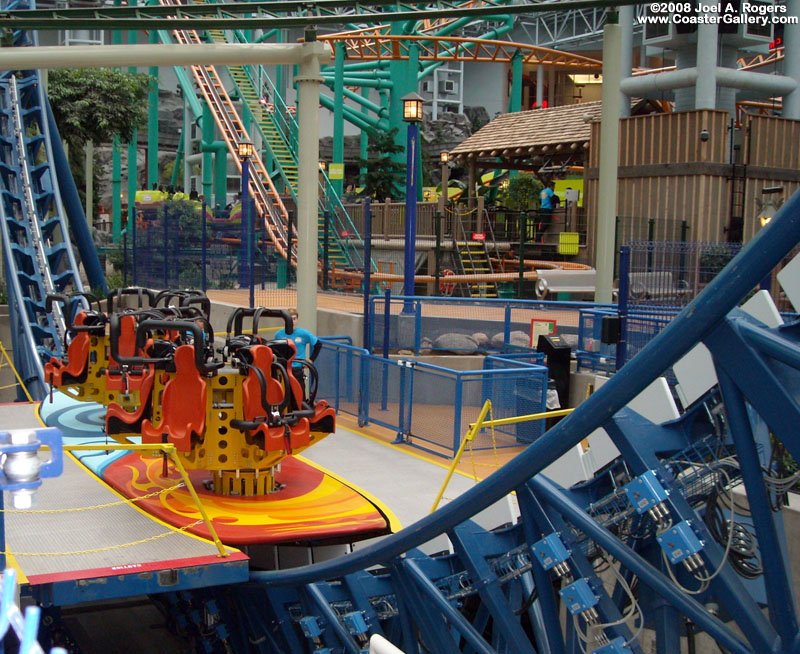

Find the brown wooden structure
[[584, 111, 800, 254]]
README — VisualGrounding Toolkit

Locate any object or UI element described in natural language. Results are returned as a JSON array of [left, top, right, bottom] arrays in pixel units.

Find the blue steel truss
[[0, 71, 85, 399], [185, 192, 800, 654]]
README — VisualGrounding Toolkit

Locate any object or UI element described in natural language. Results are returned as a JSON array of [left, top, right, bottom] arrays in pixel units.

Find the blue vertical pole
[[201, 199, 207, 293], [132, 206, 137, 286], [452, 373, 463, 454], [239, 157, 251, 289], [414, 300, 422, 355], [323, 210, 330, 291], [173, 216, 180, 289], [402, 122, 419, 312], [163, 204, 168, 289], [616, 246, 630, 370], [123, 229, 128, 285], [382, 287, 391, 412], [363, 198, 372, 350], [249, 197, 255, 309]]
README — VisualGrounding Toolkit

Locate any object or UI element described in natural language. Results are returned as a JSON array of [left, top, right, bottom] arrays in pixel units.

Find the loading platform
[[1, 402, 249, 608]]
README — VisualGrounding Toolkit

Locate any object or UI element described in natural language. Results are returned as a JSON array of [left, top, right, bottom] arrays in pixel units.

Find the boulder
[[471, 332, 489, 349], [432, 333, 479, 353]]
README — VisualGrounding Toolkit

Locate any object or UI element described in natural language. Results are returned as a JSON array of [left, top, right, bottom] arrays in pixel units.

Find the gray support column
[[183, 95, 192, 193], [695, 12, 719, 110], [619, 5, 633, 117], [536, 64, 544, 108], [295, 39, 330, 335], [674, 49, 697, 111], [783, 0, 800, 119], [595, 16, 622, 304], [717, 46, 738, 117]]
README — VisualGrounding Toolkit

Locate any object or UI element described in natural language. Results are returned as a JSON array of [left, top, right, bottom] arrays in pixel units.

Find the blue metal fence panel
[[362, 354, 408, 437], [369, 296, 614, 355], [316, 341, 549, 457], [316, 341, 367, 420], [576, 309, 617, 373], [482, 354, 548, 444]]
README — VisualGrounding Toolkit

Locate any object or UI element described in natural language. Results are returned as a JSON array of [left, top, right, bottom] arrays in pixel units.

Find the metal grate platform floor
[[0, 402, 249, 606]]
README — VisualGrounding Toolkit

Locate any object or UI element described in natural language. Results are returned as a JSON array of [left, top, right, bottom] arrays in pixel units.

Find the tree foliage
[[47, 68, 151, 146], [498, 174, 543, 211], [358, 127, 405, 200]]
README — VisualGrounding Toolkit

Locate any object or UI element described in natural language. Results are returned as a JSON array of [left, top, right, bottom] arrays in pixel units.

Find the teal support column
[[319, 95, 385, 131], [199, 137, 229, 213], [171, 135, 183, 188], [408, 44, 422, 202], [509, 51, 523, 113], [147, 30, 159, 189], [112, 137, 122, 242], [332, 42, 345, 198], [127, 131, 137, 231], [214, 147, 227, 211], [127, 10, 137, 232], [360, 86, 369, 184], [201, 103, 214, 206], [388, 24, 414, 176], [112, 12, 122, 242]]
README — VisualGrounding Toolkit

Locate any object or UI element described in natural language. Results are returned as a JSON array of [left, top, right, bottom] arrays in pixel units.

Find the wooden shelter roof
[[450, 101, 603, 176]]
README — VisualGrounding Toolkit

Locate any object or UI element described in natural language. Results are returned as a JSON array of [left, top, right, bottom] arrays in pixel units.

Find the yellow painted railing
[[430, 401, 574, 513]]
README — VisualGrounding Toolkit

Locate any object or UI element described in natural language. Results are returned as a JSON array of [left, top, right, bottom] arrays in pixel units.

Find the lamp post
[[402, 92, 423, 310], [438, 151, 450, 215], [435, 151, 450, 297], [238, 139, 255, 307]]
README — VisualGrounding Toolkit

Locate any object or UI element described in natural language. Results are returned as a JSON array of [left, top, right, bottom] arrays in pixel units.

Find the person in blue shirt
[[537, 181, 558, 242], [274, 308, 321, 400]]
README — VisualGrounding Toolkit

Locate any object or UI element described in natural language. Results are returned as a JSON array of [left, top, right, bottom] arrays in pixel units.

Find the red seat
[[309, 400, 336, 435], [241, 344, 310, 453], [267, 339, 306, 412], [241, 345, 286, 451], [105, 365, 156, 436], [44, 311, 91, 386], [106, 314, 150, 393], [141, 345, 206, 452]]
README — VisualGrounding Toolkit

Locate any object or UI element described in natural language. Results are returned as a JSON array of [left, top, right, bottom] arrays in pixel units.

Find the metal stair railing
[[161, 4, 293, 262], [190, 23, 374, 273], [483, 204, 505, 274], [450, 206, 497, 297], [449, 207, 473, 297], [228, 31, 378, 272]]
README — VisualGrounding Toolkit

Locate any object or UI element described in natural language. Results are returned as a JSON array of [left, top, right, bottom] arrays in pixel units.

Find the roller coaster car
[[104, 312, 212, 441], [44, 293, 107, 402], [222, 306, 335, 435]]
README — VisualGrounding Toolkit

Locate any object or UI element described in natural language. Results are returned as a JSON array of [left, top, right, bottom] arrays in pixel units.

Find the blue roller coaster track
[[3, 4, 800, 653]]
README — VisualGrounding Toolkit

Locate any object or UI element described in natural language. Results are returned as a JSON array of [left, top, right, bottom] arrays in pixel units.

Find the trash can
[[498, 282, 515, 299]]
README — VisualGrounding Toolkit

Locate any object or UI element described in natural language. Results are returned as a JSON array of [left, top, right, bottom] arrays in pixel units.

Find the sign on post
[[530, 319, 557, 347]]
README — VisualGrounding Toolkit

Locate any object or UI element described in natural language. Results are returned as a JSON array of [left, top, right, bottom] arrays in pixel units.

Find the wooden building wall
[[584, 110, 800, 261]]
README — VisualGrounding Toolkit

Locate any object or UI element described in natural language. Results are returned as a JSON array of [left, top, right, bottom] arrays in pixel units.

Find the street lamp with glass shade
[[238, 140, 254, 161], [402, 92, 424, 308], [238, 139, 255, 306], [402, 93, 424, 122], [439, 151, 450, 214]]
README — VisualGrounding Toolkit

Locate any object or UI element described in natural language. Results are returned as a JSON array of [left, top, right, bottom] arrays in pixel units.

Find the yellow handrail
[[430, 403, 574, 513], [65, 443, 228, 557]]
